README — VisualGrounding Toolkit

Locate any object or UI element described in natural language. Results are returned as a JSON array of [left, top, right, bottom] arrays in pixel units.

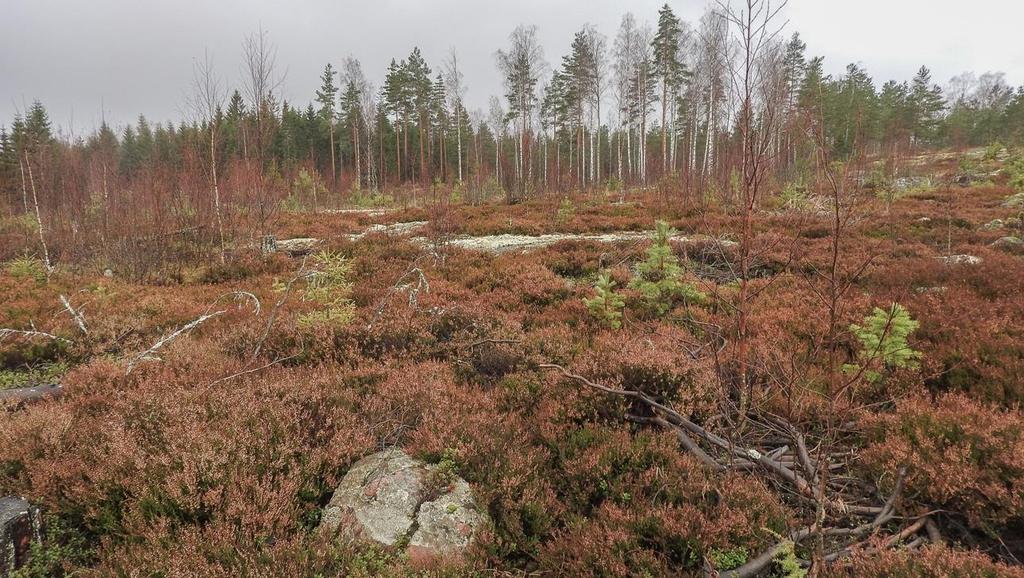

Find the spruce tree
[[909, 66, 946, 147]]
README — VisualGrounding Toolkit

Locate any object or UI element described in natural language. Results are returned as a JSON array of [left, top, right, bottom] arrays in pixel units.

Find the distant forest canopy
[[1, 3, 1023, 244]]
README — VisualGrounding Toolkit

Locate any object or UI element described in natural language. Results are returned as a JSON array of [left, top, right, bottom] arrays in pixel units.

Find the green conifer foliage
[[844, 303, 921, 383], [584, 271, 625, 329], [630, 221, 706, 317]]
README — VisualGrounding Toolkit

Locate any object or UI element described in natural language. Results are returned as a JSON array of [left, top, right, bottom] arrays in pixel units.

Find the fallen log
[[0, 383, 63, 410]]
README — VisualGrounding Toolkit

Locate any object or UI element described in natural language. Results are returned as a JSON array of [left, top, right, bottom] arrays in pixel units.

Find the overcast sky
[[3, 0, 1022, 137]]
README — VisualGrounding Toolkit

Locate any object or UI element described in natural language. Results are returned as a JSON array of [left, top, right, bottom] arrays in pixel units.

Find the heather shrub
[[571, 327, 718, 424], [0, 357, 374, 574], [540, 240, 609, 278], [535, 434, 787, 576], [837, 544, 1024, 577], [862, 392, 1024, 526]]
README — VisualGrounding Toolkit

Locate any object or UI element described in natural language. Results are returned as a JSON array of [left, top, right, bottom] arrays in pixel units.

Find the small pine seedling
[[584, 271, 626, 329], [843, 303, 921, 383]]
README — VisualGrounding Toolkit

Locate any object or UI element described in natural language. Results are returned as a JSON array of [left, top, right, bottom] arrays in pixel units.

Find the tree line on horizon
[[2, 3, 1024, 252]]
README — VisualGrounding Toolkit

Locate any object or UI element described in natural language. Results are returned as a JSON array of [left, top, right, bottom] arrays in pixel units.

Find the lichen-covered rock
[[991, 236, 1024, 254], [1, 497, 39, 577], [275, 238, 320, 257], [319, 449, 489, 559], [936, 254, 982, 266], [407, 478, 487, 560]]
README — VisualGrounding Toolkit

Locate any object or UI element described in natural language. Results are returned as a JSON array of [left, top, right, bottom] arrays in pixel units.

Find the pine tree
[[833, 63, 878, 157], [561, 30, 597, 186], [340, 80, 364, 189], [406, 48, 433, 183], [843, 303, 921, 383], [584, 271, 625, 329], [652, 4, 684, 174], [877, 80, 911, 158], [497, 25, 544, 196], [383, 58, 415, 182], [315, 63, 340, 182], [630, 220, 705, 317], [430, 73, 449, 182]]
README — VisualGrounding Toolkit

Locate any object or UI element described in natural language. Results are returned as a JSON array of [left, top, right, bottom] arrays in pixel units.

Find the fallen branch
[[366, 259, 428, 330], [126, 310, 226, 374], [0, 328, 71, 345], [252, 256, 310, 361], [208, 355, 298, 386], [59, 294, 88, 335], [719, 527, 816, 578], [539, 363, 816, 499]]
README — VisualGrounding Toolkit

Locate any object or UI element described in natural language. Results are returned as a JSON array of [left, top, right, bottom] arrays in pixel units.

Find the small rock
[[991, 236, 1024, 254], [319, 449, 489, 559], [1, 497, 39, 577], [347, 221, 428, 241], [1003, 193, 1024, 208], [275, 238, 320, 257], [937, 254, 982, 266], [981, 219, 1005, 231], [102, 268, 114, 278], [408, 479, 483, 559], [916, 217, 933, 224], [0, 384, 63, 410]]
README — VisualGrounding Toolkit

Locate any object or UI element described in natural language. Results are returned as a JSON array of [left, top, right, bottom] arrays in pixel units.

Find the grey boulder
[[1, 497, 39, 577], [319, 449, 488, 560]]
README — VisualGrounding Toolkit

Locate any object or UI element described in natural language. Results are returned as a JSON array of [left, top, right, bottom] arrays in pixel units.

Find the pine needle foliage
[[584, 271, 625, 329], [630, 221, 706, 316], [844, 303, 921, 383], [6, 254, 48, 285]]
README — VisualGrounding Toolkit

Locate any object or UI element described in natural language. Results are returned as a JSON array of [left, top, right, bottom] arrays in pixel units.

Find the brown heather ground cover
[[1, 176, 1023, 577]]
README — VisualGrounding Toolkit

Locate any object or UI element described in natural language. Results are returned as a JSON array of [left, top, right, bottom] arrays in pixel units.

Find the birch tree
[[443, 49, 468, 185], [496, 25, 545, 198], [189, 50, 226, 262], [717, 0, 788, 417]]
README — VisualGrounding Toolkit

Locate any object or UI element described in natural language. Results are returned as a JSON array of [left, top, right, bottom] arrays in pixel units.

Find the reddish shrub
[[861, 392, 1024, 526]]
